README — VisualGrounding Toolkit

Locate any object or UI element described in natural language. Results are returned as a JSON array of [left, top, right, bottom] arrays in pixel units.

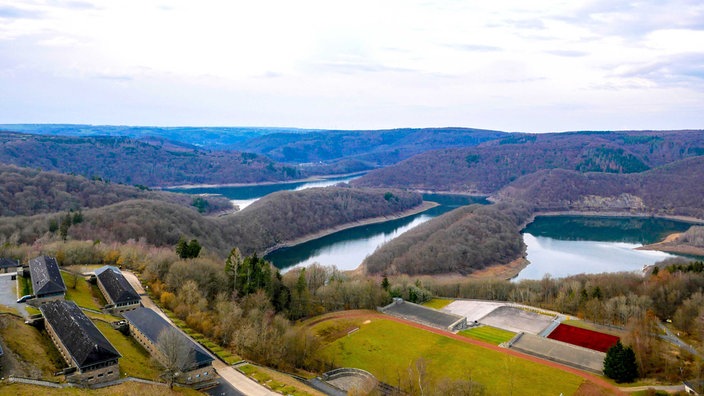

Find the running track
[[312, 310, 626, 395]]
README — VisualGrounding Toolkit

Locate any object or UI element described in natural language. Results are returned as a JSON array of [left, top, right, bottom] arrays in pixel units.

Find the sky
[[1, 1, 703, 132]]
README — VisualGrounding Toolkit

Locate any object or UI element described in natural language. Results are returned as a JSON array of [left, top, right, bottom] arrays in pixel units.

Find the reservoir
[[515, 216, 693, 281], [172, 179, 697, 279], [265, 194, 488, 271], [167, 174, 362, 210]]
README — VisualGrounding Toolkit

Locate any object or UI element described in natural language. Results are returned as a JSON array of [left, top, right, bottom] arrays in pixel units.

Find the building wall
[[96, 279, 115, 305], [68, 363, 120, 384], [44, 318, 120, 384], [29, 293, 65, 306], [127, 322, 214, 386]]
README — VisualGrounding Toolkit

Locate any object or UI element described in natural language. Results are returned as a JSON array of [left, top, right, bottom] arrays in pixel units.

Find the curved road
[[123, 271, 277, 396]]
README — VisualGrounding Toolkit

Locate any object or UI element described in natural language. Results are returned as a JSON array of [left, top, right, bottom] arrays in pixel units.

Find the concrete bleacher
[[379, 298, 467, 332]]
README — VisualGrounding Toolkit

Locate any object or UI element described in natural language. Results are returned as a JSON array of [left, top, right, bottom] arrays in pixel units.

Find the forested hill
[[363, 203, 532, 276], [236, 127, 507, 165], [1, 124, 508, 166], [0, 131, 304, 186], [0, 164, 233, 216], [492, 156, 704, 219], [0, 187, 422, 257], [352, 130, 704, 194]]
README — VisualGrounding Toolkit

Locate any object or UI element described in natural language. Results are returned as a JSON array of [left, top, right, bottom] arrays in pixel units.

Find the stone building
[[122, 307, 215, 387], [94, 266, 141, 315], [28, 256, 66, 303], [0, 258, 19, 273], [39, 300, 121, 384]]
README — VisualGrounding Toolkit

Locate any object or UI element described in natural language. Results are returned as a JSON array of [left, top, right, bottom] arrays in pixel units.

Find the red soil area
[[548, 323, 619, 353]]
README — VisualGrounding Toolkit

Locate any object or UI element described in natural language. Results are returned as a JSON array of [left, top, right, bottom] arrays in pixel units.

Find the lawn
[[0, 382, 203, 395], [238, 364, 325, 396], [317, 317, 584, 395], [61, 271, 103, 310], [548, 323, 619, 353], [421, 298, 454, 310], [93, 320, 162, 380], [458, 325, 516, 345], [17, 274, 32, 296]]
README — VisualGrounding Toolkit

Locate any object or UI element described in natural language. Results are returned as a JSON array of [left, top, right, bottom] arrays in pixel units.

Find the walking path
[[122, 271, 277, 396]]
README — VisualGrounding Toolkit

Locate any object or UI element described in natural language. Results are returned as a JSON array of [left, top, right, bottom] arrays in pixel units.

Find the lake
[[167, 174, 362, 209], [514, 216, 693, 281], [171, 178, 697, 279], [265, 194, 488, 271]]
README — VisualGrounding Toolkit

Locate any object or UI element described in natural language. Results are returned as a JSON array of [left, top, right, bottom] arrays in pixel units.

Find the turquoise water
[[515, 216, 693, 281], [167, 174, 361, 209]]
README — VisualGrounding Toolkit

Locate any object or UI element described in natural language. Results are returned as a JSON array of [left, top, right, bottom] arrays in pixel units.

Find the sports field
[[547, 323, 619, 353], [459, 325, 516, 345], [317, 316, 584, 395]]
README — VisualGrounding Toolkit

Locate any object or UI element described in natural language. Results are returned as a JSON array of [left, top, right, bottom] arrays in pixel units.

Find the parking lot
[[0, 272, 30, 317]]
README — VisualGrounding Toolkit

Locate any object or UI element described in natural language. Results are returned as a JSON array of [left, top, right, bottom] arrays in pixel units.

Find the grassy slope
[[458, 326, 516, 345], [61, 271, 103, 310], [421, 298, 454, 309], [0, 383, 202, 396], [316, 317, 584, 395], [93, 321, 162, 380]]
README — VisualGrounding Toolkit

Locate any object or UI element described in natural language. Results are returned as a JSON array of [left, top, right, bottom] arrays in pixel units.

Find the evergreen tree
[[604, 340, 638, 383]]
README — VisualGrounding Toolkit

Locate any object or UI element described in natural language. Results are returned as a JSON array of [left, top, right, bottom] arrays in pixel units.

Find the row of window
[[86, 370, 115, 381]]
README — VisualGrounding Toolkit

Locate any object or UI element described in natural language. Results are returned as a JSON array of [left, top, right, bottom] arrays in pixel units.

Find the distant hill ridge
[[353, 130, 704, 193]]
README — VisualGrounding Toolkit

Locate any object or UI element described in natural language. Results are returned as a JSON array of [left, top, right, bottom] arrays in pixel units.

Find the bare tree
[[157, 327, 194, 388]]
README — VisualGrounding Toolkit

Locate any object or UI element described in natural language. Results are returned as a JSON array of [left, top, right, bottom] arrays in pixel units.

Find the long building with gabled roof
[[39, 300, 121, 384], [28, 255, 65, 302], [94, 266, 141, 314], [123, 307, 215, 387]]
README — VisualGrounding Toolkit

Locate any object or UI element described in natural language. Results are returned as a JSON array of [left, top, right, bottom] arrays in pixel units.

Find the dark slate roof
[[0, 258, 19, 269], [39, 300, 121, 370], [95, 266, 140, 304], [28, 256, 66, 296], [123, 307, 213, 368]]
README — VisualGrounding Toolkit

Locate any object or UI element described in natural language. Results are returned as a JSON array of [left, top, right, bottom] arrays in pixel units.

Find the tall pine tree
[[604, 340, 638, 383]]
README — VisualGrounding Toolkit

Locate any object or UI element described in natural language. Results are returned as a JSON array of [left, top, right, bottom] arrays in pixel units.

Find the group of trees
[[0, 163, 233, 217], [0, 186, 423, 259], [364, 203, 531, 276], [0, 131, 305, 186], [354, 130, 704, 194]]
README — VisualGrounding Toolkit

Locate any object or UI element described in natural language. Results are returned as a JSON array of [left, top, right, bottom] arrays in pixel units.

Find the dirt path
[[312, 310, 627, 395]]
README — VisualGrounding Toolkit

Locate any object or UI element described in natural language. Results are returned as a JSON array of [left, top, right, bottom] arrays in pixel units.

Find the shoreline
[[157, 171, 368, 190], [522, 210, 704, 230], [262, 201, 439, 256]]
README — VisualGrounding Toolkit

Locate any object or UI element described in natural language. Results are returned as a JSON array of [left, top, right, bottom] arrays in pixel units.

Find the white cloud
[[0, 0, 702, 131]]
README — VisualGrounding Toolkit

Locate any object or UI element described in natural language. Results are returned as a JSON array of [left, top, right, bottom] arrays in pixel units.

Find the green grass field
[[93, 320, 162, 380], [458, 325, 516, 345], [421, 298, 454, 309], [317, 317, 584, 396], [62, 271, 103, 310]]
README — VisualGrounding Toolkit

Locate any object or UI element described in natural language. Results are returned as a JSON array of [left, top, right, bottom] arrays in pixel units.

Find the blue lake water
[[172, 179, 696, 278]]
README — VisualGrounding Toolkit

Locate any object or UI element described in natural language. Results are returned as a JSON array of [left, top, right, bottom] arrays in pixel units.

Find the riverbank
[[262, 201, 440, 256], [637, 232, 704, 257], [159, 172, 367, 190], [521, 210, 704, 230]]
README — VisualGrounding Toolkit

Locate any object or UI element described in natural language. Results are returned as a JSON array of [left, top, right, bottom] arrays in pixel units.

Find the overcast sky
[[1, 1, 703, 132]]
